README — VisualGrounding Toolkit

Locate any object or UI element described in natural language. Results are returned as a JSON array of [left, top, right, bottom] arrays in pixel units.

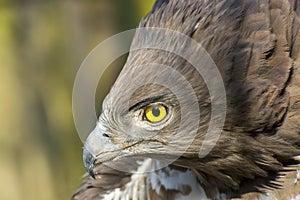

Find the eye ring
[[144, 104, 168, 123]]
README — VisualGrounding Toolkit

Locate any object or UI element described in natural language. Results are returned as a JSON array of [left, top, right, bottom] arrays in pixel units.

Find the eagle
[[72, 0, 300, 199]]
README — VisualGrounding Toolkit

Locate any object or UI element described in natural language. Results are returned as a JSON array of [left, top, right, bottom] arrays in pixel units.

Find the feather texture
[[72, 0, 300, 199]]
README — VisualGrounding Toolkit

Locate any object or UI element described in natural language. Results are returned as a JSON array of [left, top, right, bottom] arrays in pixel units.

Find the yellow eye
[[144, 105, 167, 123]]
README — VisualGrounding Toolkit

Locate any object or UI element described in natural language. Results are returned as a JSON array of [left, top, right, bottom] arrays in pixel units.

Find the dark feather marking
[[128, 95, 166, 112]]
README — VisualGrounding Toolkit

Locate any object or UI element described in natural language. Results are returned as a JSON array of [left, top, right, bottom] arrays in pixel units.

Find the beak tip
[[88, 166, 96, 179], [83, 148, 96, 179]]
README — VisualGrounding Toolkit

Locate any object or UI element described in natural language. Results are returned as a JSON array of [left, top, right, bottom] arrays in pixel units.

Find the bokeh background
[[0, 1, 154, 199]]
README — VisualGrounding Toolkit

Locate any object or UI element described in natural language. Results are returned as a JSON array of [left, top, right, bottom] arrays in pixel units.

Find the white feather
[[103, 158, 228, 200], [292, 194, 300, 200]]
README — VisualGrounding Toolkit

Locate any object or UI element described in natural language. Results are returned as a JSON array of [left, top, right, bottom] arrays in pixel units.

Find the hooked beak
[[83, 148, 96, 178], [82, 123, 119, 179]]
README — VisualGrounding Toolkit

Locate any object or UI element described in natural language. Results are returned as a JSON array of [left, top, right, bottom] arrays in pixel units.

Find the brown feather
[[72, 0, 300, 199]]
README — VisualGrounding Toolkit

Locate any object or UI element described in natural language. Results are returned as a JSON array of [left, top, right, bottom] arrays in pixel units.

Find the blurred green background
[[0, 0, 154, 199]]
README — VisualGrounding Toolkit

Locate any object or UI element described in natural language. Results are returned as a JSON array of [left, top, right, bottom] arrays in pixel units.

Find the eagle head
[[83, 56, 210, 178], [78, 0, 300, 198]]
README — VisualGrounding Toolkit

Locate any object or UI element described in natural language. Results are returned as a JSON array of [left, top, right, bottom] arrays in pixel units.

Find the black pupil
[[152, 107, 161, 117]]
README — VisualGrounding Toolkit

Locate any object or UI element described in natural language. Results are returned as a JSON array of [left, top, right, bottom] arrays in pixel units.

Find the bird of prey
[[72, 0, 300, 199]]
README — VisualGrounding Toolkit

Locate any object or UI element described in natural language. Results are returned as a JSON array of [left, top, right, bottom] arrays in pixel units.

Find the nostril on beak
[[83, 148, 96, 179]]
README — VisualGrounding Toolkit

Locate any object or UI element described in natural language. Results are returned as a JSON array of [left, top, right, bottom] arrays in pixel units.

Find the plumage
[[72, 0, 300, 199]]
